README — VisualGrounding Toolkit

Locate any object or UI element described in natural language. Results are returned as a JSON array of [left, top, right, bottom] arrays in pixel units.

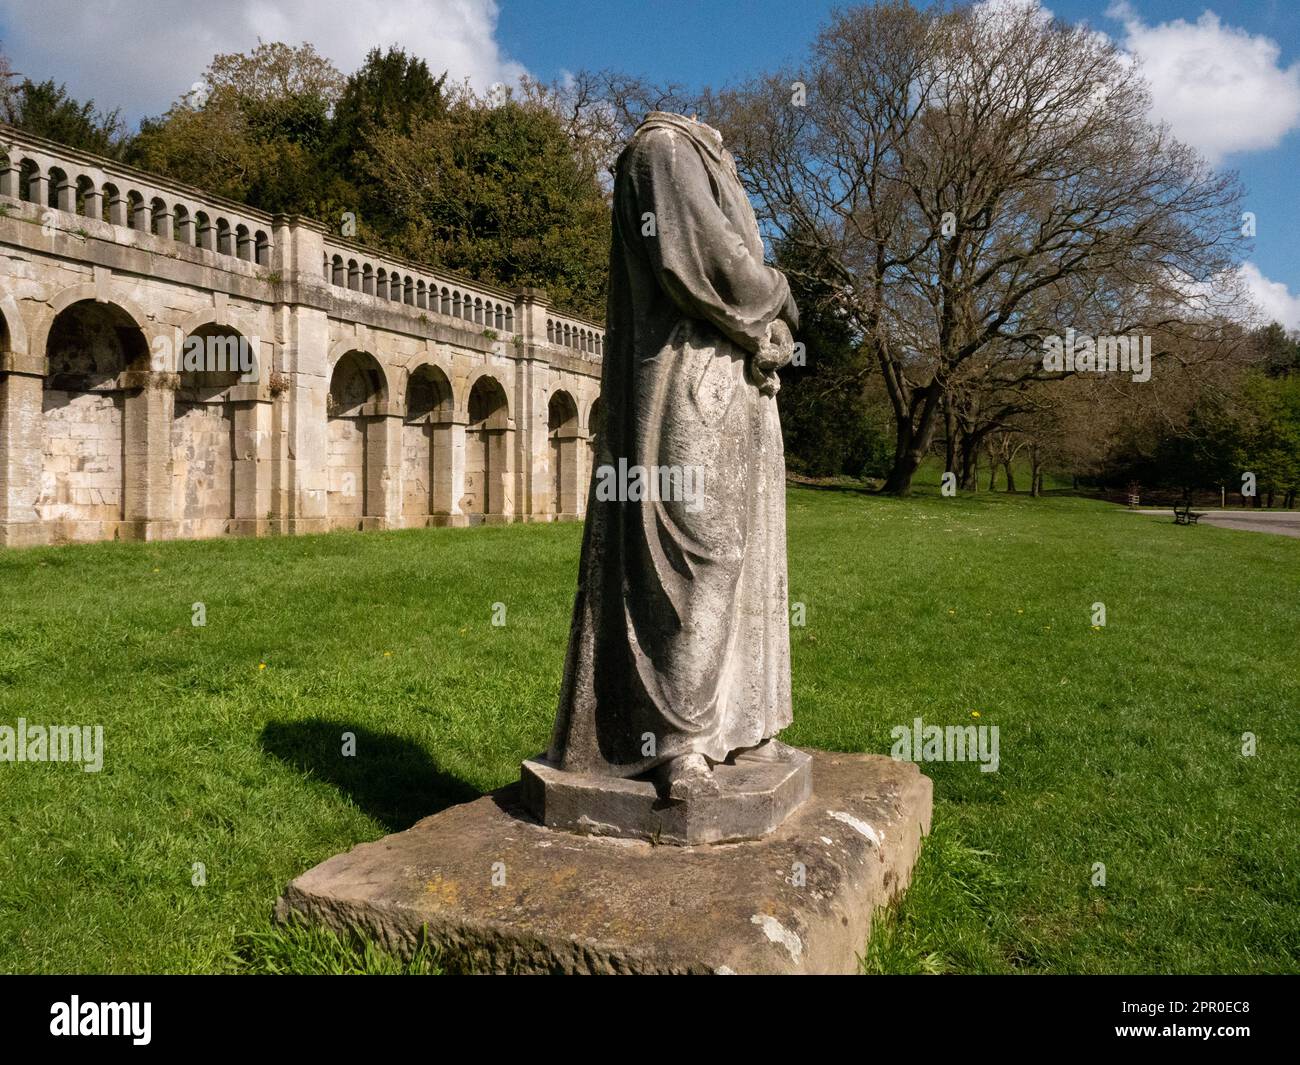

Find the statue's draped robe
[[548, 114, 796, 777]]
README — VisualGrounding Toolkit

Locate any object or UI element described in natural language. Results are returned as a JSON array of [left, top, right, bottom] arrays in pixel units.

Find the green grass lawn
[[1, 481, 1297, 974]]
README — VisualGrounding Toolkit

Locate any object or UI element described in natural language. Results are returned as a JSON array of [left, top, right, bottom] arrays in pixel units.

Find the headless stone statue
[[544, 111, 801, 808]]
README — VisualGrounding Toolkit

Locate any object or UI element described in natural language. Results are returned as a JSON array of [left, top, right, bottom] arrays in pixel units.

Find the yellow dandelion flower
[[258, 662, 267, 670]]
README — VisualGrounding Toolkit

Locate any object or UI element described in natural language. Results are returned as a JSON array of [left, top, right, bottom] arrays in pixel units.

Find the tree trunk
[[943, 396, 958, 479], [881, 384, 943, 496], [988, 462, 998, 491], [1029, 446, 1042, 497], [1003, 461, 1016, 493], [958, 434, 980, 492]]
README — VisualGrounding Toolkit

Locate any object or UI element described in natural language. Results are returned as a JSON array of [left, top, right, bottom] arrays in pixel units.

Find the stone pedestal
[[275, 749, 932, 975], [521, 740, 812, 845]]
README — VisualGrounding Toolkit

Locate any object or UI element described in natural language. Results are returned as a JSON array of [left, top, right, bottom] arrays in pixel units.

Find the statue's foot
[[660, 753, 720, 801], [734, 738, 784, 762]]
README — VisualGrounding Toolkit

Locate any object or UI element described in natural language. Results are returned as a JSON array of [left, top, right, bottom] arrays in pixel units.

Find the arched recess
[[547, 390, 580, 520], [327, 350, 388, 528], [402, 364, 455, 522], [464, 375, 511, 522], [171, 323, 245, 537], [38, 299, 148, 541]]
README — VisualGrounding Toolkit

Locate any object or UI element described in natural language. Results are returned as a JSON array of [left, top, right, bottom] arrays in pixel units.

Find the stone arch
[[149, 196, 169, 238], [172, 322, 246, 537], [74, 175, 97, 218], [17, 158, 39, 203], [102, 181, 126, 226], [326, 350, 388, 528], [464, 374, 511, 521], [46, 166, 71, 210], [195, 211, 215, 251], [548, 389, 580, 520], [127, 190, 150, 232], [0, 291, 30, 358], [37, 299, 150, 541], [402, 363, 455, 522], [326, 339, 398, 406], [174, 204, 195, 245], [32, 285, 156, 366], [174, 307, 264, 373]]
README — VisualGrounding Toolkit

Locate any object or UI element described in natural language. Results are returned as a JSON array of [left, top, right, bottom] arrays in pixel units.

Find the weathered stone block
[[275, 749, 932, 975]]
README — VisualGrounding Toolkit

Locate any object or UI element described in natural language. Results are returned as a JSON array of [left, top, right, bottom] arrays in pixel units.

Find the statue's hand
[[755, 318, 795, 371], [748, 318, 794, 396]]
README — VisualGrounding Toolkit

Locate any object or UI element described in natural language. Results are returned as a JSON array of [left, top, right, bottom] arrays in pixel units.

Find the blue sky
[[2, 0, 1298, 325]]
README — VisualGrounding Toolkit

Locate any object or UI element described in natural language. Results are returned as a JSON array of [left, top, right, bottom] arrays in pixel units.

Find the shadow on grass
[[260, 719, 480, 832], [786, 477, 880, 496]]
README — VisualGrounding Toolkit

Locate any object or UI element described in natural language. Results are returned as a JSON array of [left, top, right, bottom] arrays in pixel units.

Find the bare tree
[[711, 0, 1247, 494]]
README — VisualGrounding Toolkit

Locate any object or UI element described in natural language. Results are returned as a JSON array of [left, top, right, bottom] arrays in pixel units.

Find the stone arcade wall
[[0, 125, 605, 547]]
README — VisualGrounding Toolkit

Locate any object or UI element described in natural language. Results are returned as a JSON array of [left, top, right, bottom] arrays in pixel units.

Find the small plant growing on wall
[[269, 372, 290, 397], [483, 329, 499, 342]]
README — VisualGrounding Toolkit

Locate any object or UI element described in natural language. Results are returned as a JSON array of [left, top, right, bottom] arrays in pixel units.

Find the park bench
[[1174, 501, 1204, 526]]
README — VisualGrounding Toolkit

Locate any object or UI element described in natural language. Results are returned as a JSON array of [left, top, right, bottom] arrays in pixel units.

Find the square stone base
[[275, 749, 932, 974]]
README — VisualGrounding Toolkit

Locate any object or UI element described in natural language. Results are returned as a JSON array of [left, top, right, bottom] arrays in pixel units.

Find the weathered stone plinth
[[521, 740, 812, 844], [275, 749, 932, 974]]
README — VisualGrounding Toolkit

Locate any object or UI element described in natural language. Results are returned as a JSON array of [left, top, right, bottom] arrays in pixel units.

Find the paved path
[[1133, 509, 1300, 538]]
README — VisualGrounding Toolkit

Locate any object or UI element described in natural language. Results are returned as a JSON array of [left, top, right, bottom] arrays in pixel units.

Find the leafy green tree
[[363, 88, 610, 318], [127, 42, 349, 217], [0, 67, 127, 156], [1253, 321, 1300, 378], [1234, 373, 1300, 506]]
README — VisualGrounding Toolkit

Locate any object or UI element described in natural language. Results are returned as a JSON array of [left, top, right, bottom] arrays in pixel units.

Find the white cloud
[[1239, 263, 1300, 331], [1107, 2, 1300, 164], [0, 0, 527, 122]]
